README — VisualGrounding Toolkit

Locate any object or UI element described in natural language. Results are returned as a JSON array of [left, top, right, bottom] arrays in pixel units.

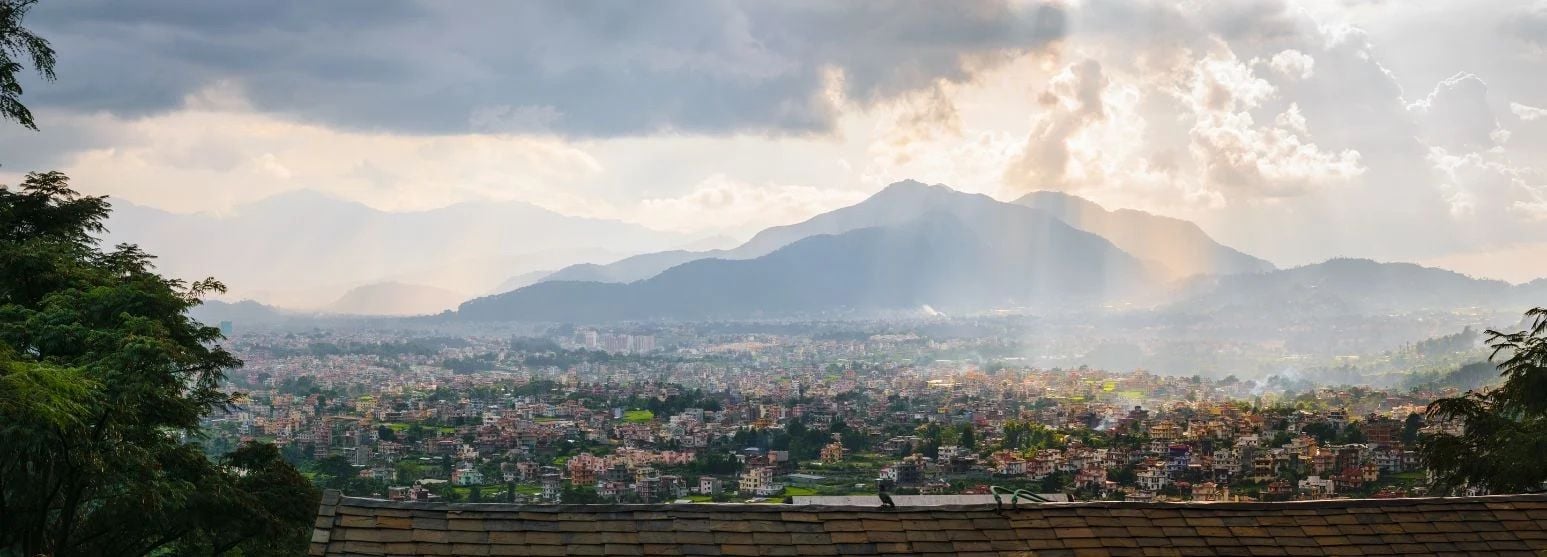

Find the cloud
[[22, 0, 1066, 138], [11, 0, 1547, 280], [1505, 2, 1547, 55], [1004, 39, 1361, 206], [1267, 49, 1315, 79], [1185, 50, 1365, 198], [1003, 59, 1109, 190], [1513, 102, 1547, 121], [12, 98, 606, 214], [1426, 147, 1547, 225], [869, 83, 964, 166], [1407, 73, 1506, 152], [632, 175, 866, 235]]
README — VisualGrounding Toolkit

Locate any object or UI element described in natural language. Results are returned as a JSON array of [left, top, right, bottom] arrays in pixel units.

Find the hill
[[531, 180, 1206, 286], [326, 282, 465, 316], [1014, 191, 1273, 278], [538, 250, 718, 284], [188, 299, 292, 327], [103, 191, 684, 305], [1172, 258, 1527, 316], [458, 210, 1154, 322]]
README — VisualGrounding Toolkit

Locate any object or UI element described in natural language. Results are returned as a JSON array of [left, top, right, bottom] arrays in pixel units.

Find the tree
[[316, 455, 356, 489], [1421, 307, 1547, 494], [1401, 413, 1423, 447], [0, 172, 317, 556], [175, 443, 321, 556], [0, 0, 55, 130]]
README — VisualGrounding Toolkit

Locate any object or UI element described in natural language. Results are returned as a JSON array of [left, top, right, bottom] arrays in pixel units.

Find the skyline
[[2, 0, 1547, 283]]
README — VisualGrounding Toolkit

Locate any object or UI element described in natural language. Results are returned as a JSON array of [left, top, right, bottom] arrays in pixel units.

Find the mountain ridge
[[459, 207, 1158, 322], [326, 282, 466, 316], [103, 192, 684, 306], [1013, 190, 1274, 278], [527, 181, 1273, 287]]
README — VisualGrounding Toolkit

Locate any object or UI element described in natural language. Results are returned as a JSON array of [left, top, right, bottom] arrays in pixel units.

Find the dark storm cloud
[[20, 0, 1066, 137]]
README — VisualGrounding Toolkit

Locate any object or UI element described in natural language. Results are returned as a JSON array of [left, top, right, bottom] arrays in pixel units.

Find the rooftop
[[312, 491, 1547, 556]]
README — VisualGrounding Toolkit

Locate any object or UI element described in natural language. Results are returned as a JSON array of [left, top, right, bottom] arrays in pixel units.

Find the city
[[4, 0, 1547, 555], [203, 323, 1473, 507]]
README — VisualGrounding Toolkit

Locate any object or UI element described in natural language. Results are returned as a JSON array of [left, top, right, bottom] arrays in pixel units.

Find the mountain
[[457, 210, 1156, 322], [326, 282, 465, 316], [103, 191, 683, 306], [491, 270, 555, 294], [1014, 191, 1274, 278], [188, 299, 291, 327], [1173, 258, 1529, 315], [534, 180, 1183, 285], [677, 234, 742, 251], [538, 250, 721, 283]]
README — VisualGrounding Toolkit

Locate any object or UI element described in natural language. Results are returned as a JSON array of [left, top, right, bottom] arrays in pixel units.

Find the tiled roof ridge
[[324, 490, 1547, 513], [310, 490, 1547, 556]]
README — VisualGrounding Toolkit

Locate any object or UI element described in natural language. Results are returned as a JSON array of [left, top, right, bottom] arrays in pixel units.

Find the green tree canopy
[[1421, 307, 1547, 494], [0, 171, 317, 556], [0, 0, 55, 130]]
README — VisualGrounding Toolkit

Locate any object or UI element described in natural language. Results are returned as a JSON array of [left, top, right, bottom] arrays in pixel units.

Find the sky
[[3, 0, 1546, 282]]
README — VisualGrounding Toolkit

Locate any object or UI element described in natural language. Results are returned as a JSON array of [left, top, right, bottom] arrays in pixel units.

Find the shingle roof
[[310, 490, 1547, 556]]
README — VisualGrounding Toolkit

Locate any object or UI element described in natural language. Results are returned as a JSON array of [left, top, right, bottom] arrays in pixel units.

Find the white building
[[738, 466, 782, 497]]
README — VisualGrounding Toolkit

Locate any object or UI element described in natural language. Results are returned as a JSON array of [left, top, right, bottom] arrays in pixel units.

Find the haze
[[1, 0, 1544, 311]]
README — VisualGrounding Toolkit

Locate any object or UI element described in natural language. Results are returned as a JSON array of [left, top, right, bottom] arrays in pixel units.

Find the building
[[819, 441, 844, 463], [738, 466, 781, 497], [312, 491, 1547, 556], [697, 476, 721, 496], [1298, 475, 1336, 496], [450, 465, 484, 486]]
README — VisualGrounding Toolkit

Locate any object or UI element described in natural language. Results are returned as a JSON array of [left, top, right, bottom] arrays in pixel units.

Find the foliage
[[1001, 420, 1059, 451], [443, 352, 500, 374], [0, 0, 54, 130], [1421, 307, 1547, 494], [0, 172, 317, 556]]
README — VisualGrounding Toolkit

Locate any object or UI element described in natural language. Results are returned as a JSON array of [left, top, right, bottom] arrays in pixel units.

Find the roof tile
[[310, 493, 1547, 556]]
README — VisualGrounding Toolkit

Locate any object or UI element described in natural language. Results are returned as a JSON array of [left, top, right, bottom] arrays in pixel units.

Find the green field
[[623, 410, 655, 423], [783, 486, 817, 496]]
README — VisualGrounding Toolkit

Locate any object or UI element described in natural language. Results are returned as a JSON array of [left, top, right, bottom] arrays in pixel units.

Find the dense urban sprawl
[[206, 325, 1467, 506]]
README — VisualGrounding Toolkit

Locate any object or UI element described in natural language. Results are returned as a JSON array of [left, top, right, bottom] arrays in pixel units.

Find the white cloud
[[633, 175, 866, 236], [7, 0, 1547, 282], [1513, 102, 1547, 121], [18, 95, 606, 215], [1408, 72, 1507, 152], [1267, 49, 1315, 79], [1003, 59, 1110, 190], [1275, 103, 1308, 133], [1426, 147, 1547, 224]]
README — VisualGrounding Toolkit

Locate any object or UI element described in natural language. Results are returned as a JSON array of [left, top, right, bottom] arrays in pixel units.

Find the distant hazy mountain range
[[326, 282, 464, 316], [531, 181, 1272, 287], [103, 190, 689, 311], [1173, 258, 1547, 317], [1012, 191, 1273, 278], [457, 180, 1540, 323], [163, 180, 1539, 323], [458, 180, 1224, 321], [459, 207, 1156, 321]]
